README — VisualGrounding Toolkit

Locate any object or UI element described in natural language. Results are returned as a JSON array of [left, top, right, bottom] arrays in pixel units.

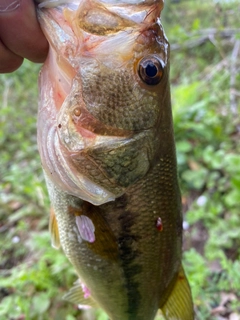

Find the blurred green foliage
[[0, 0, 240, 319], [163, 1, 240, 319]]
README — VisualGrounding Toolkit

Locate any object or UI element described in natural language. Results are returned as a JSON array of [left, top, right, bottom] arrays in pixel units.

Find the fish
[[36, 0, 194, 319]]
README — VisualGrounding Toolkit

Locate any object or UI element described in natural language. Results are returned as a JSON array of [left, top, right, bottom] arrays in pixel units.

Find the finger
[[0, 40, 23, 73], [0, 0, 49, 63]]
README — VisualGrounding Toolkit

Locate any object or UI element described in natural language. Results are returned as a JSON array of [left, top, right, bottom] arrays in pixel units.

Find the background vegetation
[[0, 0, 240, 319]]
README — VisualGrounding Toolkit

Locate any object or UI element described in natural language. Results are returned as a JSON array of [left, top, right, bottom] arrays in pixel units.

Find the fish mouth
[[37, 0, 166, 205], [37, 0, 163, 10]]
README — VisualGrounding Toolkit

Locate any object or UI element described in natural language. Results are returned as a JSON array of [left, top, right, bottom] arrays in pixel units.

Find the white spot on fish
[[75, 215, 95, 243], [156, 17, 161, 27], [67, 232, 76, 241], [78, 304, 91, 310]]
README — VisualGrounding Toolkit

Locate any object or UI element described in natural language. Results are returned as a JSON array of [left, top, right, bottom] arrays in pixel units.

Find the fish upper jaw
[[37, 0, 164, 19], [37, 0, 167, 67]]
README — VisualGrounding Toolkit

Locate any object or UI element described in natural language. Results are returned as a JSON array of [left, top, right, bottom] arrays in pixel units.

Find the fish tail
[[160, 264, 194, 320]]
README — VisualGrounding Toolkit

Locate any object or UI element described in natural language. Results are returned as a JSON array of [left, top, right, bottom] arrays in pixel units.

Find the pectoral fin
[[49, 208, 61, 249], [75, 215, 96, 243], [69, 203, 118, 262], [161, 264, 194, 320], [63, 281, 98, 308]]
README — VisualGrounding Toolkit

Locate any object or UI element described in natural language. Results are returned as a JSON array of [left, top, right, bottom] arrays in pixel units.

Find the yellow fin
[[62, 281, 98, 308], [161, 264, 194, 320], [49, 208, 61, 249]]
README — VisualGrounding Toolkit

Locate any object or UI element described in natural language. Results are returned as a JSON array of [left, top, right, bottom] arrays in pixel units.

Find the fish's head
[[38, 0, 172, 205]]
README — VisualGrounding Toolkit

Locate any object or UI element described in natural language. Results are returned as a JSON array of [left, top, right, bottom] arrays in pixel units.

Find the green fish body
[[37, 0, 194, 319]]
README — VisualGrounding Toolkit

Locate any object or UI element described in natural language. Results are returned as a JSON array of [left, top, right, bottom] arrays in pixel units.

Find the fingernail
[[0, 0, 20, 12]]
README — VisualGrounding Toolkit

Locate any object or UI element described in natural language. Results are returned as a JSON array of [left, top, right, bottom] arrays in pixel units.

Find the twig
[[204, 58, 229, 82], [171, 28, 240, 51], [171, 36, 209, 51], [197, 28, 240, 38], [229, 39, 240, 115], [1, 78, 12, 110]]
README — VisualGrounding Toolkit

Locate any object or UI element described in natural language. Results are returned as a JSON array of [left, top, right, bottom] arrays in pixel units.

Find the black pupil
[[145, 62, 158, 78]]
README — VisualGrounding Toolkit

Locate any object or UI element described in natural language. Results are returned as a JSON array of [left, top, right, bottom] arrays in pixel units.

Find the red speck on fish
[[156, 217, 163, 231]]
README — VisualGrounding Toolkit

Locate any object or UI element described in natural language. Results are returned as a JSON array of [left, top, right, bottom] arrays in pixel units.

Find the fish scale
[[37, 0, 194, 319], [46, 145, 181, 319], [81, 64, 159, 130]]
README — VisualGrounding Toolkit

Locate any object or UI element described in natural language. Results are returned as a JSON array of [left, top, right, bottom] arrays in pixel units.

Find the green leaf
[[0, 296, 13, 316], [31, 293, 51, 315]]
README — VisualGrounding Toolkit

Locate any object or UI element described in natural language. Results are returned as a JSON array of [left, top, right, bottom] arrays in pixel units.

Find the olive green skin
[[45, 126, 182, 320], [37, 1, 183, 319]]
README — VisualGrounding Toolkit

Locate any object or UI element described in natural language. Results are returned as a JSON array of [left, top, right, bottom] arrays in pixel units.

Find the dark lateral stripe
[[117, 203, 142, 318]]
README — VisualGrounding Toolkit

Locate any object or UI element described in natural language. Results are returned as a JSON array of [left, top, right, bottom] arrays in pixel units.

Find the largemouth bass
[[37, 0, 194, 319]]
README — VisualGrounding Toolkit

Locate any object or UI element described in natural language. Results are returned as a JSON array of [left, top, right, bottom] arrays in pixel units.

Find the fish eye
[[138, 55, 164, 85]]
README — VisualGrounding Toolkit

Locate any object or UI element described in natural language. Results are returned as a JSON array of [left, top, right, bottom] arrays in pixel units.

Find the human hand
[[0, 0, 48, 73]]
